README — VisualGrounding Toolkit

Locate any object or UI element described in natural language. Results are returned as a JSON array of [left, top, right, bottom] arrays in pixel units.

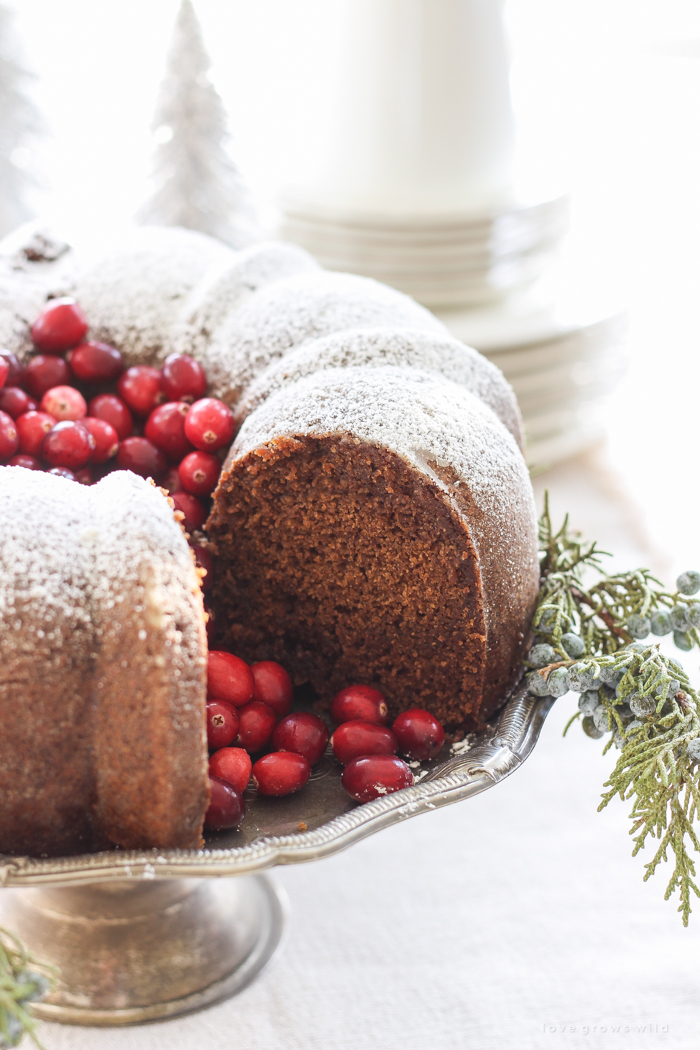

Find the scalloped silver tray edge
[[0, 685, 552, 888]]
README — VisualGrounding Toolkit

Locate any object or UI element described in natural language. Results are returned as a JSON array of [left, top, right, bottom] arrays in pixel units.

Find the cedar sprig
[[528, 494, 700, 925], [0, 928, 56, 1049]]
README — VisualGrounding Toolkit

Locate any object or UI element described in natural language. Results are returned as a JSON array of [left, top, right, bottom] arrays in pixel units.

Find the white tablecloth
[[35, 452, 694, 1050]]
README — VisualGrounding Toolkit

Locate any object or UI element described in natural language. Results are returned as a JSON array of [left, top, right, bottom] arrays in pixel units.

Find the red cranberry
[[0, 410, 19, 461], [392, 709, 445, 761], [204, 776, 245, 831], [178, 450, 220, 496], [252, 752, 311, 796], [31, 297, 88, 353], [68, 340, 124, 383], [47, 466, 76, 481], [117, 365, 164, 416], [251, 661, 294, 719], [82, 416, 119, 463], [330, 685, 390, 726], [144, 401, 193, 461], [23, 355, 70, 398], [207, 651, 255, 706], [116, 436, 167, 479], [342, 754, 413, 803], [184, 397, 235, 451], [0, 387, 35, 419], [161, 353, 207, 402], [0, 351, 23, 388], [87, 393, 133, 439], [170, 490, 207, 531], [160, 465, 181, 493], [40, 385, 87, 422], [190, 543, 213, 591], [208, 747, 252, 794], [272, 712, 329, 766], [236, 701, 277, 753], [0, 356, 7, 390], [206, 701, 240, 750], [75, 466, 93, 484], [330, 721, 398, 765], [16, 411, 56, 457], [42, 420, 95, 470], [7, 453, 42, 470]]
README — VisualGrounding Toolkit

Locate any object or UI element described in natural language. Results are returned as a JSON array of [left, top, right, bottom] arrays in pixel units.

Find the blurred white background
[[12, 0, 700, 578]]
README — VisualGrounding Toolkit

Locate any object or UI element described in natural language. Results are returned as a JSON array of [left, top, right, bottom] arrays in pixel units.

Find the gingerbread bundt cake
[[0, 225, 539, 857]]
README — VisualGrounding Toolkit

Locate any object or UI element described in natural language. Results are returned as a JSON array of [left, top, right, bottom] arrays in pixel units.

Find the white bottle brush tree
[[138, 0, 261, 249], [0, 2, 43, 239]]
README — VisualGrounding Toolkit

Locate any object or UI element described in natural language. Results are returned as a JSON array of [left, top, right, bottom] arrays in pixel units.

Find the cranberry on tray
[[170, 491, 207, 532], [117, 365, 163, 416], [252, 752, 311, 797], [251, 661, 293, 718], [272, 712, 329, 766], [145, 401, 193, 461], [207, 651, 255, 707], [16, 411, 55, 457], [83, 417, 119, 463], [23, 355, 70, 398], [330, 684, 390, 726], [42, 420, 95, 470], [0, 351, 22, 388], [178, 450, 220, 496], [0, 410, 19, 461], [204, 776, 245, 831], [206, 701, 240, 750], [161, 353, 207, 402], [40, 385, 87, 422], [209, 747, 252, 795], [116, 436, 167, 480], [330, 720, 398, 765], [392, 709, 445, 761], [31, 297, 88, 354], [68, 341, 124, 383], [235, 701, 277, 753], [184, 397, 235, 451], [0, 387, 36, 419], [341, 755, 414, 803], [87, 393, 133, 440]]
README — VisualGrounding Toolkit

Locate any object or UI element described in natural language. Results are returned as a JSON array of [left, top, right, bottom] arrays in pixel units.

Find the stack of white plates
[[281, 192, 570, 308], [436, 274, 626, 472]]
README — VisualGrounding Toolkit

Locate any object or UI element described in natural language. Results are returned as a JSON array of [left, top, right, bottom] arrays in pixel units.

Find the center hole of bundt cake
[[208, 436, 485, 728]]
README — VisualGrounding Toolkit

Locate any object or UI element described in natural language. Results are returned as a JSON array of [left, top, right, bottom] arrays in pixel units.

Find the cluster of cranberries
[[0, 298, 449, 836], [0, 297, 234, 539], [204, 655, 446, 833]]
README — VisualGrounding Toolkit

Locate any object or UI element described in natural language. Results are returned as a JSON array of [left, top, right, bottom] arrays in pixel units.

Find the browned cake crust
[[208, 368, 539, 729], [0, 468, 209, 858]]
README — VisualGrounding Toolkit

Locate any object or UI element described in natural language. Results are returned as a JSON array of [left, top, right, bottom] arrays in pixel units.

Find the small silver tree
[[0, 2, 43, 237], [138, 0, 261, 248]]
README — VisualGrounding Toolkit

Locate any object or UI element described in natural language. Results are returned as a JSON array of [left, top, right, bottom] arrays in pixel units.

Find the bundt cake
[[0, 468, 208, 857], [0, 224, 539, 857]]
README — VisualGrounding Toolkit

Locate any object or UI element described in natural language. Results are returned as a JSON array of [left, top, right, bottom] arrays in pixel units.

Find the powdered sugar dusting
[[238, 325, 524, 451], [203, 269, 447, 406], [229, 365, 539, 664]]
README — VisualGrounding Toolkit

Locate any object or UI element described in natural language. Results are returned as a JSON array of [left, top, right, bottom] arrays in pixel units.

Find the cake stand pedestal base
[[0, 875, 287, 1025]]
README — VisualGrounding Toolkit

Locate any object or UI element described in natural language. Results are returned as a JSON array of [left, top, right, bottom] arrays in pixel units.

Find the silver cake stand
[[0, 683, 552, 1027]]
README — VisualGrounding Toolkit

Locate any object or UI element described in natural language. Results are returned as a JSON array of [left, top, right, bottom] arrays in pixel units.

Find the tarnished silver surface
[[0, 683, 551, 1025], [0, 684, 552, 889], [0, 875, 288, 1025]]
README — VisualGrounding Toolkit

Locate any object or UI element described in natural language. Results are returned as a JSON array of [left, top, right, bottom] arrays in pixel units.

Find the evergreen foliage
[[529, 496, 700, 924]]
